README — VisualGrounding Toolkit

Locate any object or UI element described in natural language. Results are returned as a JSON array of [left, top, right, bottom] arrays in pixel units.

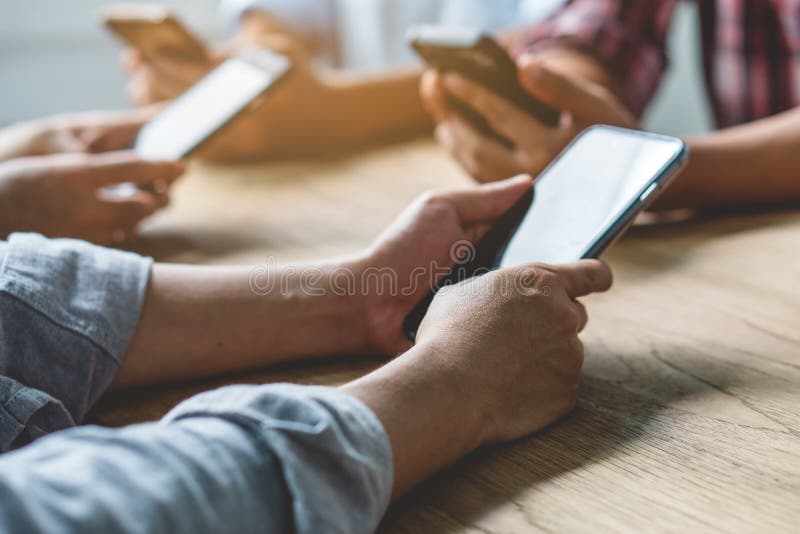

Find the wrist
[[338, 255, 374, 354], [343, 340, 487, 497], [337, 253, 377, 354]]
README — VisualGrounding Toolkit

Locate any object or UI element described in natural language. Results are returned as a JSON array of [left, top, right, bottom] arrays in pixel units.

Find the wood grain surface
[[89, 140, 800, 533]]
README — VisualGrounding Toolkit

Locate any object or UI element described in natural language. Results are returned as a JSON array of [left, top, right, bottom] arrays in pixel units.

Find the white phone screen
[[135, 52, 290, 161], [499, 126, 685, 268]]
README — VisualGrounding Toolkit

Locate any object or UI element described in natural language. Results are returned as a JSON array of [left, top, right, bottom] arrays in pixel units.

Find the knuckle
[[461, 153, 482, 179], [417, 190, 454, 220], [569, 337, 585, 370], [418, 190, 441, 207], [564, 387, 580, 412], [558, 305, 582, 334], [534, 270, 560, 293]]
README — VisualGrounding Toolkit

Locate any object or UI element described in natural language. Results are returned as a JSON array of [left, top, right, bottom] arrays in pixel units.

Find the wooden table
[[90, 140, 800, 533]]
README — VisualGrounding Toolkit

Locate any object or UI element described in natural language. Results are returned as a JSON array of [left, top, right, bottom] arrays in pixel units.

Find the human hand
[[421, 52, 636, 183], [124, 47, 221, 105], [416, 259, 613, 443], [0, 108, 156, 161], [345, 258, 613, 497], [123, 9, 308, 106], [0, 151, 184, 245], [193, 33, 337, 162], [354, 174, 533, 356]]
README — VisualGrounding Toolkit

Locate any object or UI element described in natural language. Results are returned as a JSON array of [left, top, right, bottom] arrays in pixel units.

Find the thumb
[[517, 54, 635, 126], [444, 174, 533, 224]]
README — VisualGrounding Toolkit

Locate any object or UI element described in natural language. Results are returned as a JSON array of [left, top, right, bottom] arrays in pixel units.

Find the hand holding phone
[[134, 49, 292, 161], [403, 125, 688, 339], [408, 25, 560, 141], [103, 3, 209, 62]]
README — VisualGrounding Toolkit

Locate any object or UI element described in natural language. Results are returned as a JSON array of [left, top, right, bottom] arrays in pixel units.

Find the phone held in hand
[[407, 25, 561, 139], [102, 3, 209, 62], [403, 125, 689, 340], [134, 49, 292, 162]]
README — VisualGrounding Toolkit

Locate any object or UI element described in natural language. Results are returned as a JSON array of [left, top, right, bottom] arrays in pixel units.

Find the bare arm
[[523, 48, 800, 211], [116, 259, 368, 388], [345, 260, 614, 498], [654, 107, 800, 210], [117, 177, 536, 388], [426, 42, 800, 211]]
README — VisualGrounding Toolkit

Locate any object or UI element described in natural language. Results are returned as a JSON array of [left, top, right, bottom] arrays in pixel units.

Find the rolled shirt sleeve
[[0, 384, 394, 534], [0, 233, 152, 451], [517, 0, 679, 117]]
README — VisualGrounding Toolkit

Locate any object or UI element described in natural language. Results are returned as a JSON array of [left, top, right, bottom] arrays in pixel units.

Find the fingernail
[[511, 174, 534, 184]]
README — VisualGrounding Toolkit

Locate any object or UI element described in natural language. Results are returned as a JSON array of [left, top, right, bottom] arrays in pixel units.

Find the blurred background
[[0, 0, 713, 136]]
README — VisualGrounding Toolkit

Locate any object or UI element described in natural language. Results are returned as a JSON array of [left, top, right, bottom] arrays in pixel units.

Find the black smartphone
[[403, 125, 689, 340], [408, 25, 561, 141]]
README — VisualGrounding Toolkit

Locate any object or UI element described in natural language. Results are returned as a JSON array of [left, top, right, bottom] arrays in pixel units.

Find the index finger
[[420, 70, 450, 123], [442, 72, 552, 143], [80, 151, 186, 187], [551, 260, 614, 299], [517, 56, 635, 126]]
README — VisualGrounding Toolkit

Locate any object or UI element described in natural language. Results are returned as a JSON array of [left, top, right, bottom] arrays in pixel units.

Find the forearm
[[323, 68, 433, 146], [116, 259, 369, 388], [344, 341, 486, 499], [653, 107, 800, 210]]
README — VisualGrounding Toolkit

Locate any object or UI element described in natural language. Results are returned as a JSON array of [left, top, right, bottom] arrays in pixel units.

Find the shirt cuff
[[0, 233, 152, 363], [0, 376, 75, 451], [0, 234, 152, 434], [165, 384, 394, 534]]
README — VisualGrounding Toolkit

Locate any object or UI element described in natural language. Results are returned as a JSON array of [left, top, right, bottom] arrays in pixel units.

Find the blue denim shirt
[[0, 234, 393, 533]]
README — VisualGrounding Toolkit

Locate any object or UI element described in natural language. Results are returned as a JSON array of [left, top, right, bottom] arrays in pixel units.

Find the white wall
[[643, 1, 714, 136], [0, 0, 712, 136], [0, 0, 222, 125]]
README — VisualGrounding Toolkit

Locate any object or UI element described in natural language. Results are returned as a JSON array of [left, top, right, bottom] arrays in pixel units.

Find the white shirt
[[222, 0, 563, 71]]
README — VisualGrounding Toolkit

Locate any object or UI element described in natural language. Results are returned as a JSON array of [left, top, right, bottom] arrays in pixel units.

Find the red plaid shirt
[[520, 0, 800, 128]]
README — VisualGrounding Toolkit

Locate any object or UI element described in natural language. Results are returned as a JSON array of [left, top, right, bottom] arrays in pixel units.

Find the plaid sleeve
[[516, 0, 679, 117]]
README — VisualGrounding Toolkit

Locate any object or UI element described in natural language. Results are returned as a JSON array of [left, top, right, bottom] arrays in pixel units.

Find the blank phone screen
[[135, 53, 290, 161], [498, 126, 685, 268]]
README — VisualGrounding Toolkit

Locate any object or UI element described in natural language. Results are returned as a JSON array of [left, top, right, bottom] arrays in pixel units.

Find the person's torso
[[700, 0, 800, 126], [227, 0, 564, 71]]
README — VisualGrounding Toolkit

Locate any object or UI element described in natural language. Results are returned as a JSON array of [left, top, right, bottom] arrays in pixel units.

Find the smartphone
[[408, 25, 561, 139], [403, 125, 689, 340], [134, 49, 291, 161], [102, 3, 209, 61]]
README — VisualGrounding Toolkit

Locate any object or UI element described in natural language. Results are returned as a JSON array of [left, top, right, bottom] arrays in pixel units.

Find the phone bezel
[[134, 51, 292, 161], [403, 125, 688, 340], [407, 25, 561, 128], [498, 124, 688, 268]]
